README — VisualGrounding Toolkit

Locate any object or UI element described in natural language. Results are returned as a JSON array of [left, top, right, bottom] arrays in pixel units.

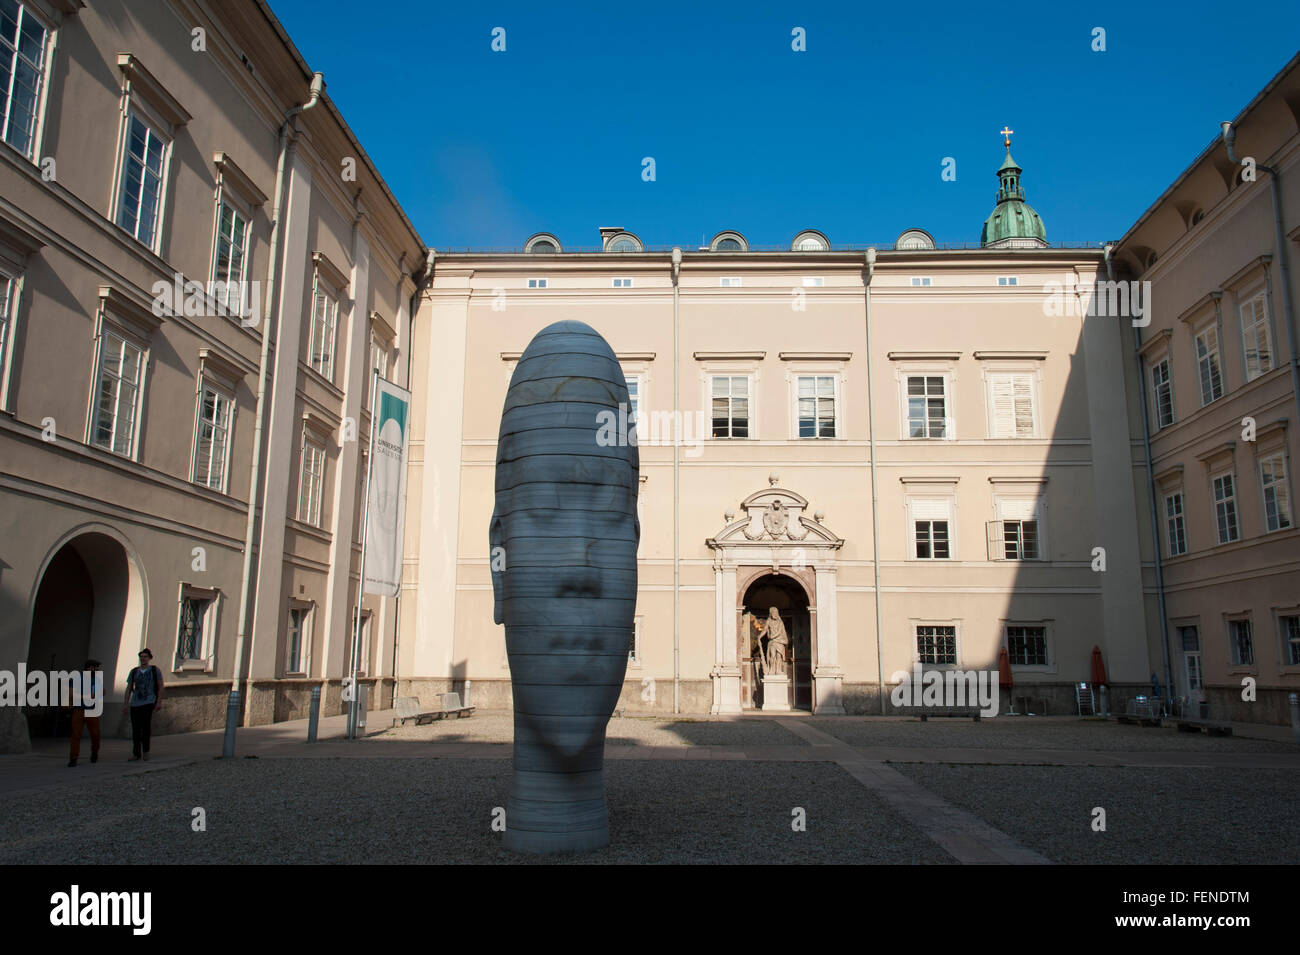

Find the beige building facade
[[0, 0, 423, 752], [1113, 53, 1300, 723]]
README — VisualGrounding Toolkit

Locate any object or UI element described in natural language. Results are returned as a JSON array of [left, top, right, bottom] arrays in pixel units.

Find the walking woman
[[124, 649, 163, 761]]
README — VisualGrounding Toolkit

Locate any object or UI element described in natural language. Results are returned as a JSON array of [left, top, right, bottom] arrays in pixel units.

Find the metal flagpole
[[348, 369, 379, 739]]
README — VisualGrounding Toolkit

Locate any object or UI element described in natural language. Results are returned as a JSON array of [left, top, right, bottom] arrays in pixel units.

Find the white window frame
[[899, 371, 951, 439], [996, 276, 1018, 286], [791, 371, 842, 440], [709, 373, 753, 439], [0, 268, 15, 408], [988, 496, 1046, 561], [719, 276, 742, 287], [1004, 622, 1051, 669], [89, 325, 146, 459], [192, 378, 234, 492], [906, 496, 955, 560], [1164, 490, 1187, 557], [0, 0, 55, 162], [1278, 610, 1300, 668], [285, 601, 313, 676], [209, 193, 251, 318], [984, 369, 1039, 439], [1150, 355, 1175, 429], [1227, 615, 1254, 669], [909, 276, 932, 287], [526, 277, 548, 289], [628, 614, 643, 666], [1238, 287, 1273, 382], [612, 277, 633, 288], [1211, 470, 1239, 544], [112, 108, 172, 252], [307, 271, 339, 381], [912, 621, 960, 668], [174, 583, 220, 671], [1194, 322, 1224, 406], [298, 431, 326, 527], [1259, 452, 1292, 533]]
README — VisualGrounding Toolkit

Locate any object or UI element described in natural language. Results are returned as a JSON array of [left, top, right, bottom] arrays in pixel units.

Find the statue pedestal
[[761, 674, 791, 712]]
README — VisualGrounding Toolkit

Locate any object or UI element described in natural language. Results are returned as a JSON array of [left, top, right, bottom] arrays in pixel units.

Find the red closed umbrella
[[1090, 645, 1108, 687], [998, 647, 1014, 715]]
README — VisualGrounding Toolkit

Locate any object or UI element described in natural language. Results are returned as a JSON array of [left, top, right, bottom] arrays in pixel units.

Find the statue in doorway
[[764, 607, 789, 676]]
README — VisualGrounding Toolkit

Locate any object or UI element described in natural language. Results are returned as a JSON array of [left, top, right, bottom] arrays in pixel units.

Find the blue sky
[[269, 0, 1298, 251]]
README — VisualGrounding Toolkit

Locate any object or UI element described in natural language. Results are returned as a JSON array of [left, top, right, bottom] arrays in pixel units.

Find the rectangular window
[[916, 625, 957, 665], [211, 199, 249, 316], [1002, 519, 1040, 560], [115, 112, 168, 249], [711, 375, 749, 438], [193, 383, 233, 491], [797, 375, 836, 438], [526, 278, 548, 289], [1195, 325, 1223, 405], [997, 276, 1018, 286], [1229, 618, 1253, 666], [298, 436, 325, 526], [720, 277, 742, 287], [625, 375, 639, 424], [1239, 291, 1272, 381], [371, 332, 389, 382], [911, 498, 952, 559], [612, 277, 633, 288], [1260, 453, 1292, 532], [988, 372, 1035, 438], [177, 594, 211, 662], [1151, 358, 1174, 429], [1007, 625, 1047, 666], [802, 276, 824, 287], [629, 615, 642, 665], [308, 277, 338, 380], [0, 0, 48, 159], [92, 331, 143, 456], [1282, 615, 1300, 667], [910, 277, 932, 287], [906, 375, 947, 438], [0, 271, 11, 375], [287, 606, 309, 674], [1212, 473, 1238, 543], [1164, 492, 1187, 556]]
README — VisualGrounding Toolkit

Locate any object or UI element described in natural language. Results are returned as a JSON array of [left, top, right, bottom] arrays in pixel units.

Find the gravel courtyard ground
[[892, 764, 1300, 865], [3, 716, 1295, 864], [0, 757, 944, 865]]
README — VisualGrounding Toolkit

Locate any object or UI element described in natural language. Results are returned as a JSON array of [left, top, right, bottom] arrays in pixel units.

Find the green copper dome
[[980, 147, 1047, 248]]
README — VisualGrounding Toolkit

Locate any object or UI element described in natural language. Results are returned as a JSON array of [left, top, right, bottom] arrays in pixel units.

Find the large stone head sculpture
[[490, 320, 639, 853]]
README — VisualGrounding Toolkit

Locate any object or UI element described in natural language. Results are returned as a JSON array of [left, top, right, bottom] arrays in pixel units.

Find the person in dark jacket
[[123, 649, 163, 761]]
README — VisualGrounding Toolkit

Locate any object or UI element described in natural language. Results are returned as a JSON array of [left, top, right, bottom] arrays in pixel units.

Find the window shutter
[[998, 498, 1038, 521], [990, 375, 1015, 437], [1012, 375, 1034, 436], [910, 498, 950, 520], [986, 520, 1004, 560]]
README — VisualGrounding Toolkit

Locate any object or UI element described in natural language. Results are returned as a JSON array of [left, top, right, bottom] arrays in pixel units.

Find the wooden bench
[[1174, 718, 1233, 736], [392, 696, 440, 726], [439, 692, 476, 719], [896, 706, 982, 722]]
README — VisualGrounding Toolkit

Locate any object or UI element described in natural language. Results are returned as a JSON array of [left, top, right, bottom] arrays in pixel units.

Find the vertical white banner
[[363, 377, 411, 595]]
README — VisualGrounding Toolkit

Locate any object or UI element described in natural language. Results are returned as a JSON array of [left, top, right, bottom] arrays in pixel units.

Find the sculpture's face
[[490, 321, 639, 754]]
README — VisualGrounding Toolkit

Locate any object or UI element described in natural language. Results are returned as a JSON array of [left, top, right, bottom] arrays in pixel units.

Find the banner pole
[[349, 368, 378, 739]]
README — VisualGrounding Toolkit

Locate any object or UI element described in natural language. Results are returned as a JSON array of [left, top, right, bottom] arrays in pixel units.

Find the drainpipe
[[863, 249, 885, 715], [1113, 244, 1175, 707], [224, 72, 325, 758], [671, 247, 682, 714], [1221, 122, 1300, 421]]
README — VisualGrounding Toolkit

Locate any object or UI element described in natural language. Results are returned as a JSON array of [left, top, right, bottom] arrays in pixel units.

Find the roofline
[[1113, 49, 1300, 252], [430, 247, 1106, 264], [252, 0, 427, 259]]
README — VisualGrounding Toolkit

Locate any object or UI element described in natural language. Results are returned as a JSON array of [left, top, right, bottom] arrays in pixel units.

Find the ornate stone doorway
[[740, 574, 811, 710], [706, 478, 844, 715]]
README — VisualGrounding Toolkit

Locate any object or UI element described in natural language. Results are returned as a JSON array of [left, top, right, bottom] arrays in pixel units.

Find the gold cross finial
[[1000, 126, 1014, 148]]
